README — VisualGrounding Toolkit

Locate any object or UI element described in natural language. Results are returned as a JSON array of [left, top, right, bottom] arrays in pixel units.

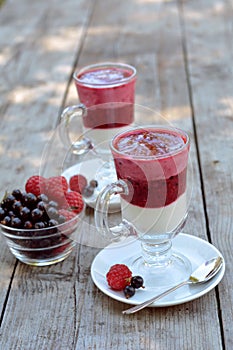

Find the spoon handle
[[122, 280, 188, 314]]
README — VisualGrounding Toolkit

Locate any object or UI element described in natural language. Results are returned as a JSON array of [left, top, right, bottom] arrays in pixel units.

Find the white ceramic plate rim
[[91, 233, 225, 307]]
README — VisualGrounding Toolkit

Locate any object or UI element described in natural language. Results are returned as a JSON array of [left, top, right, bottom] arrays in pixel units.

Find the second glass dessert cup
[[59, 102, 136, 194], [95, 125, 192, 290], [59, 62, 137, 192]]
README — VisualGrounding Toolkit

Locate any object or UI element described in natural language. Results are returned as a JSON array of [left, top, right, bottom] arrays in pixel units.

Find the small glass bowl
[[0, 206, 85, 266]]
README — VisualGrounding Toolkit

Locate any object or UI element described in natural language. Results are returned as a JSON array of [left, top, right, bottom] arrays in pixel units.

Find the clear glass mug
[[59, 62, 137, 158], [95, 125, 191, 289]]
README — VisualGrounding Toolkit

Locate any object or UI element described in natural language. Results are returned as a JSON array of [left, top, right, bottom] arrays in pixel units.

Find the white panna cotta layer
[[121, 192, 187, 238], [84, 125, 133, 155]]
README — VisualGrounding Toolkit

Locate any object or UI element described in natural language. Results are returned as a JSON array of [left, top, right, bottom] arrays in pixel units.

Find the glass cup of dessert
[[59, 62, 137, 185], [95, 125, 191, 289]]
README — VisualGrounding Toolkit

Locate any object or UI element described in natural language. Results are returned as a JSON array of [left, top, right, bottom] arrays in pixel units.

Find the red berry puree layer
[[74, 67, 136, 129], [112, 128, 189, 208]]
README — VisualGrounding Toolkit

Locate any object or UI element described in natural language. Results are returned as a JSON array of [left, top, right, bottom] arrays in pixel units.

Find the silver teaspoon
[[122, 256, 223, 315]]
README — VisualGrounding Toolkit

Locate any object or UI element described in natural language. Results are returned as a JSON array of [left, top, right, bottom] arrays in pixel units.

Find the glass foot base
[[129, 251, 192, 290], [10, 246, 74, 266]]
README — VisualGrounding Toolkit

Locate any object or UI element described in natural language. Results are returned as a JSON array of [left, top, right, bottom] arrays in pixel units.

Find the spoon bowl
[[189, 256, 223, 284]]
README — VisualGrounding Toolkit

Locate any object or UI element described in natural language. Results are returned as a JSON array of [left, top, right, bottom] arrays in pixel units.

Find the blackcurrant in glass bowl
[[0, 190, 85, 266]]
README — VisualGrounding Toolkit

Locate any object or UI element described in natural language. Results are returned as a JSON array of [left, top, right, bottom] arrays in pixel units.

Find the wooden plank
[[181, 0, 233, 348]]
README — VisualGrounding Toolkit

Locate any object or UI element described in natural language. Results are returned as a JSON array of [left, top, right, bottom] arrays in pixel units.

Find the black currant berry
[[37, 194, 49, 203], [131, 276, 144, 289], [23, 193, 37, 208], [12, 201, 22, 214], [48, 219, 59, 227], [34, 221, 46, 229], [24, 221, 33, 229], [89, 179, 98, 188], [12, 189, 23, 200], [31, 208, 43, 222], [82, 185, 94, 197], [124, 285, 135, 299], [8, 210, 16, 218], [11, 217, 22, 228], [57, 215, 66, 224], [1, 216, 11, 226], [48, 201, 58, 209], [2, 194, 15, 209], [20, 207, 31, 221], [37, 201, 46, 211], [47, 207, 59, 220], [0, 207, 6, 220]]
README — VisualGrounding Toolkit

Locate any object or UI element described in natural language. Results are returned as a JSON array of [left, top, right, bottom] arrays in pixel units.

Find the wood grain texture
[[181, 0, 233, 348], [0, 0, 93, 192], [0, 0, 231, 349]]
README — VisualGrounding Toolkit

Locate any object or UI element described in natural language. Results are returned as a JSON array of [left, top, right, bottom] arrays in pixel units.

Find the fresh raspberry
[[65, 191, 84, 214], [47, 176, 68, 193], [106, 264, 132, 291], [58, 209, 76, 222], [25, 175, 47, 196], [46, 176, 68, 205], [69, 174, 88, 194]]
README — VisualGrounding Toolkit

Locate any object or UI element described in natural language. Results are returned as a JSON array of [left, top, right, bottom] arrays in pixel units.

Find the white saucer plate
[[62, 158, 121, 212], [91, 233, 225, 307]]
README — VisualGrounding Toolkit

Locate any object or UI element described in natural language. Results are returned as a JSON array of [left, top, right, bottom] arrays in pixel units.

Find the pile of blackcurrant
[[0, 189, 78, 260], [82, 179, 98, 198], [0, 190, 67, 230], [123, 276, 145, 299]]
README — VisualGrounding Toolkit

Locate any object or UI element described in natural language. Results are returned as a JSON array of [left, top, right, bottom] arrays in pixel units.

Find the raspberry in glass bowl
[[0, 177, 85, 266]]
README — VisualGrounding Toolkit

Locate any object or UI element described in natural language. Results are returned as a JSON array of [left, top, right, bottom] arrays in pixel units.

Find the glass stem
[[141, 240, 172, 267]]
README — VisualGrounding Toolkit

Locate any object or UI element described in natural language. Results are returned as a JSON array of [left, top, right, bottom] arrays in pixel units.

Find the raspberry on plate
[[25, 175, 47, 196], [69, 174, 87, 194], [106, 264, 132, 291], [65, 191, 84, 214]]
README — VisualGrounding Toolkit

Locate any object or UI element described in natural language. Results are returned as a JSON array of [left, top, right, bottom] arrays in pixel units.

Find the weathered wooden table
[[0, 0, 232, 349]]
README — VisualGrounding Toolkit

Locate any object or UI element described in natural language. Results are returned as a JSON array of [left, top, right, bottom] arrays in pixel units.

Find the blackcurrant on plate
[[91, 233, 225, 307]]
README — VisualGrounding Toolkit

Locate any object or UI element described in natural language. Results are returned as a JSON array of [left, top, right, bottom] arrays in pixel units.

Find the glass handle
[[95, 180, 135, 242], [59, 104, 93, 155]]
